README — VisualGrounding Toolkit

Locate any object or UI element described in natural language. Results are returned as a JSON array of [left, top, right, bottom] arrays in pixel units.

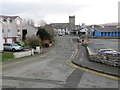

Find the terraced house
[[0, 15, 22, 43]]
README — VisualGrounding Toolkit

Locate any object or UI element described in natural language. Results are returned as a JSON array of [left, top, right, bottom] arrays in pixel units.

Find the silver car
[[98, 49, 119, 54], [3, 43, 23, 52]]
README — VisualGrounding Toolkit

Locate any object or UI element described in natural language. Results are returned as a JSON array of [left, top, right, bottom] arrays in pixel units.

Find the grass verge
[[0, 52, 14, 62]]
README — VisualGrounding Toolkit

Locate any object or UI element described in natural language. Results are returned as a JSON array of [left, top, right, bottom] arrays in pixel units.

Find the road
[[2, 35, 119, 88]]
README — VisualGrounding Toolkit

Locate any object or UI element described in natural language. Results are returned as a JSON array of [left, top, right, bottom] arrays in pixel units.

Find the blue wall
[[93, 29, 101, 36], [93, 29, 120, 36]]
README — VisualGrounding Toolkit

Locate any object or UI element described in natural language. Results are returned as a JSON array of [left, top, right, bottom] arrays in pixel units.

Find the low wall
[[13, 49, 34, 59], [92, 36, 120, 39], [87, 47, 120, 67]]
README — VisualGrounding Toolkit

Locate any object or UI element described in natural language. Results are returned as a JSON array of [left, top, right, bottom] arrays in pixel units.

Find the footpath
[[72, 43, 120, 77]]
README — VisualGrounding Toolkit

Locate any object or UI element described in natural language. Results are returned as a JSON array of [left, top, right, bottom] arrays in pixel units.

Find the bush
[[25, 35, 41, 48], [36, 28, 51, 41], [42, 25, 57, 41]]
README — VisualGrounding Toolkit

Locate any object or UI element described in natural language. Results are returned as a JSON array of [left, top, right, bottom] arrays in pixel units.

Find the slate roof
[[50, 23, 69, 29], [94, 26, 119, 32], [0, 15, 21, 21], [22, 23, 37, 29]]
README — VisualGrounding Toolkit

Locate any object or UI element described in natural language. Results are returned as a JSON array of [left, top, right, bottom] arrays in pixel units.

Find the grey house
[[22, 24, 38, 40]]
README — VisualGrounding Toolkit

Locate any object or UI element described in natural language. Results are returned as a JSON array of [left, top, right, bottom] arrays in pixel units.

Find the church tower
[[69, 16, 75, 30]]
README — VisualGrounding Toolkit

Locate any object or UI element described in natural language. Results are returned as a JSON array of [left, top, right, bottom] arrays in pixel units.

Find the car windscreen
[[103, 50, 113, 52], [11, 43, 19, 46]]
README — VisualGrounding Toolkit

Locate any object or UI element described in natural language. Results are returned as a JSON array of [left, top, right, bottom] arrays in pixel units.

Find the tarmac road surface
[[2, 35, 119, 89]]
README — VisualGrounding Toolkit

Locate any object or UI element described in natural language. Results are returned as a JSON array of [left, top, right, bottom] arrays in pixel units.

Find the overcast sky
[[0, 0, 119, 25]]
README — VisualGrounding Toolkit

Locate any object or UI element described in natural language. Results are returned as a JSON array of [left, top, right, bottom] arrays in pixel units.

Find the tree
[[41, 24, 57, 41], [22, 18, 35, 26], [36, 28, 51, 41]]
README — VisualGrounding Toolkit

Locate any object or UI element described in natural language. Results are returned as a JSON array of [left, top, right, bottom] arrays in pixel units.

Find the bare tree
[[37, 20, 46, 27], [22, 18, 35, 26]]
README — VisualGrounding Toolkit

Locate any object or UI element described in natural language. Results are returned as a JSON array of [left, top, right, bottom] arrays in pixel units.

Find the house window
[[93, 32, 95, 36], [119, 32, 120, 36], [17, 29, 20, 32], [104, 32, 106, 36], [2, 29, 4, 33], [3, 19, 7, 22], [101, 32, 103, 36], [10, 19, 12, 22], [108, 32, 110, 36], [8, 29, 11, 33], [17, 20, 20, 25]]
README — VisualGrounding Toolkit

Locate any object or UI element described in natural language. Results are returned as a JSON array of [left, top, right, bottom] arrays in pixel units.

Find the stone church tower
[[69, 16, 75, 30]]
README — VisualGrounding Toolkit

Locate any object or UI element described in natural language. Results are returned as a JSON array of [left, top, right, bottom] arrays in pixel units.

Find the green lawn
[[0, 52, 14, 62]]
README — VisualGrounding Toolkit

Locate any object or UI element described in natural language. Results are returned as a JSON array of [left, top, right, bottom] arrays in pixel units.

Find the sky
[[0, 0, 119, 25]]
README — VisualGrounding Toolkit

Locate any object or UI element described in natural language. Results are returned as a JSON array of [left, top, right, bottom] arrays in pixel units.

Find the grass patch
[[0, 52, 14, 62]]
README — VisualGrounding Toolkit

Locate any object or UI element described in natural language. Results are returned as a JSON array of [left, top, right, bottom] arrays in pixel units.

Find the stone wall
[[86, 41, 120, 67], [88, 52, 120, 67]]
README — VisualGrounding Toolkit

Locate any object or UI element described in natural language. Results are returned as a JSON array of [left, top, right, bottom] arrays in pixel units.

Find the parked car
[[58, 33, 62, 36], [98, 49, 117, 54], [14, 41, 25, 47], [3, 43, 23, 52]]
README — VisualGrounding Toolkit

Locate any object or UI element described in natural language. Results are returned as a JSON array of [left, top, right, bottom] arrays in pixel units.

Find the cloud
[[1, 0, 119, 25], [2, 2, 88, 14], [1, 2, 89, 23]]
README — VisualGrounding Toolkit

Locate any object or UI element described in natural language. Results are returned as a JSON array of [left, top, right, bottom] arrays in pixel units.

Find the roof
[[94, 26, 119, 32], [22, 23, 37, 29], [0, 21, 2, 23], [50, 23, 69, 29], [0, 15, 22, 21]]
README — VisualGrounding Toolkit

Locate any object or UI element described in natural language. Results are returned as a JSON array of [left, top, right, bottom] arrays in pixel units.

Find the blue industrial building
[[92, 26, 120, 36]]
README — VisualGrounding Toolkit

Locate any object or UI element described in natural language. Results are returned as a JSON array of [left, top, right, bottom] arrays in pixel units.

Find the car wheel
[[12, 48, 16, 52]]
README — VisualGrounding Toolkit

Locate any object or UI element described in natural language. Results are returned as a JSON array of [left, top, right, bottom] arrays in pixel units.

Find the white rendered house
[[0, 21, 3, 52]]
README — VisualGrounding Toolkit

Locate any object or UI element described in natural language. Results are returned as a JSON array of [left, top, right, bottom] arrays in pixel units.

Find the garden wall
[[13, 49, 34, 59]]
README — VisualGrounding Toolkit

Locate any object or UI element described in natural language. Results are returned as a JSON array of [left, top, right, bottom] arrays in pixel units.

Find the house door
[[22, 29, 27, 41]]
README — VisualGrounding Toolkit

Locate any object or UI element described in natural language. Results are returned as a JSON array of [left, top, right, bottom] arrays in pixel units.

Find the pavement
[[72, 43, 120, 77]]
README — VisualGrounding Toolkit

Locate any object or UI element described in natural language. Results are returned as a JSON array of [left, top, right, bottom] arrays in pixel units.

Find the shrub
[[42, 25, 57, 41], [36, 28, 51, 41], [25, 35, 41, 48]]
